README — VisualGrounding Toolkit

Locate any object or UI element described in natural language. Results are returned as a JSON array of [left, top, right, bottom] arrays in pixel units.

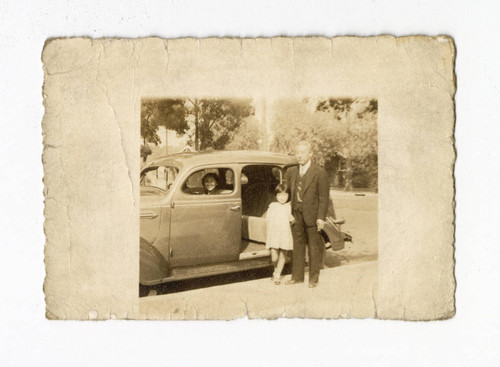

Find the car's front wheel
[[139, 284, 150, 297]]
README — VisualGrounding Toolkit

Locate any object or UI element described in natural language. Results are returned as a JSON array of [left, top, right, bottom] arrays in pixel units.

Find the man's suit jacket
[[286, 163, 330, 226]]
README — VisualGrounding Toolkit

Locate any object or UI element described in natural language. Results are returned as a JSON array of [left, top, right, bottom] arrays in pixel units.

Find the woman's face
[[276, 192, 289, 204], [204, 176, 217, 192]]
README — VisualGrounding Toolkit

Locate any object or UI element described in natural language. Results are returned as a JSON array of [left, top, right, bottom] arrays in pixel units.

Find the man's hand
[[289, 214, 295, 224], [316, 219, 326, 231]]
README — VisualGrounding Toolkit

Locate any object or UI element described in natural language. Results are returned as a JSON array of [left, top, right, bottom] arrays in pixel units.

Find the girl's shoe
[[272, 274, 281, 285]]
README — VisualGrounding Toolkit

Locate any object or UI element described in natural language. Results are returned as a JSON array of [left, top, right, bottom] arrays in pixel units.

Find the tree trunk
[[344, 157, 353, 191], [194, 103, 199, 151], [164, 128, 169, 156], [142, 137, 147, 165]]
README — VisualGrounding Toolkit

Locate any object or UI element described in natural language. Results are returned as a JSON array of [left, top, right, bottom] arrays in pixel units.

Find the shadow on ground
[[141, 249, 377, 297], [142, 264, 291, 297]]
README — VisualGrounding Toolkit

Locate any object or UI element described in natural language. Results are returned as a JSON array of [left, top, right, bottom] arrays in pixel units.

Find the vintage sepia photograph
[[139, 96, 378, 306], [42, 37, 455, 321]]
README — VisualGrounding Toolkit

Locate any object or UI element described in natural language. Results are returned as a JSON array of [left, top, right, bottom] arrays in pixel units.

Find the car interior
[[241, 165, 281, 246]]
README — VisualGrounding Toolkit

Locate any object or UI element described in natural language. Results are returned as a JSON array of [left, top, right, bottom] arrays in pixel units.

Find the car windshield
[[140, 165, 179, 192]]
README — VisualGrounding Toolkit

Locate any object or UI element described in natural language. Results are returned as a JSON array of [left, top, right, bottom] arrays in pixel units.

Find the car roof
[[147, 150, 297, 168]]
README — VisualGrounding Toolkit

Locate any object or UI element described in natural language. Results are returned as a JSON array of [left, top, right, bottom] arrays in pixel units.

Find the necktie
[[297, 169, 303, 203]]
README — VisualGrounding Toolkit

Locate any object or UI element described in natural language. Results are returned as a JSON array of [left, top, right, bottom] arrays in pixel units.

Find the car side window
[[140, 165, 179, 192], [182, 168, 234, 195]]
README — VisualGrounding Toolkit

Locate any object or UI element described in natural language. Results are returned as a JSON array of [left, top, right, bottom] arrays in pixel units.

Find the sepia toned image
[[139, 97, 378, 306], [43, 37, 455, 320]]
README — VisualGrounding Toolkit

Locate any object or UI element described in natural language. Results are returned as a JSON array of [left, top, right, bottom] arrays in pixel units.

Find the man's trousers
[[291, 209, 324, 283]]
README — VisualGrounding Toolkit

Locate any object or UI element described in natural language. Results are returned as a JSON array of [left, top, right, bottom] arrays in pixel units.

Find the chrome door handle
[[230, 205, 241, 212], [140, 212, 159, 219]]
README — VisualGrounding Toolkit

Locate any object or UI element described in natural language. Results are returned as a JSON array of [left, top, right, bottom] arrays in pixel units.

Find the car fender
[[140, 237, 171, 285]]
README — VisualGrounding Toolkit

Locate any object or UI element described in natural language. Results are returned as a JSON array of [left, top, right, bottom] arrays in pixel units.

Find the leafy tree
[[187, 98, 254, 150], [140, 98, 188, 162], [271, 98, 377, 191], [141, 98, 255, 162], [316, 98, 378, 190], [270, 99, 341, 166], [140, 145, 152, 164], [225, 116, 264, 150]]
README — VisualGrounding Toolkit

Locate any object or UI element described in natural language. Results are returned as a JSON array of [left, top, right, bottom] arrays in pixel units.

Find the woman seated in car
[[201, 173, 219, 194], [202, 172, 235, 195]]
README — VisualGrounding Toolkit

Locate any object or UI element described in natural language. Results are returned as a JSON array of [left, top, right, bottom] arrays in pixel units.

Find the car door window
[[182, 168, 234, 195]]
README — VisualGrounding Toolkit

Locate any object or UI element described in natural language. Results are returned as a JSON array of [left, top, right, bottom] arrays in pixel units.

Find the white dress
[[265, 202, 294, 250]]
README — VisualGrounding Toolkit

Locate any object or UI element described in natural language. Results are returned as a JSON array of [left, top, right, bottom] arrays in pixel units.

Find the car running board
[[166, 256, 273, 283], [238, 249, 270, 260]]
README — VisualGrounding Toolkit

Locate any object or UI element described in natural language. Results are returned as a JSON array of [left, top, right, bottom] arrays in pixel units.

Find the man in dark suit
[[285, 141, 330, 288]]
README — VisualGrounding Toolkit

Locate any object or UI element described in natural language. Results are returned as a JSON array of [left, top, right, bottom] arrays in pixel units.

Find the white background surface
[[1, 1, 499, 365]]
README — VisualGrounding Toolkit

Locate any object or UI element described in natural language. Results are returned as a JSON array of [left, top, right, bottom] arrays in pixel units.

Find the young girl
[[266, 184, 295, 285]]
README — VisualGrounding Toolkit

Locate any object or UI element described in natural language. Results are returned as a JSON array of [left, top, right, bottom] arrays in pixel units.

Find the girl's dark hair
[[275, 183, 289, 195]]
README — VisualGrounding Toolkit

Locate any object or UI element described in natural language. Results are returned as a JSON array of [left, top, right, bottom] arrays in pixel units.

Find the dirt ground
[[140, 260, 378, 319]]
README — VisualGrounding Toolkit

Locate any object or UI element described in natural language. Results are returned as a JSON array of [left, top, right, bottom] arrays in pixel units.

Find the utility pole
[[164, 127, 169, 155]]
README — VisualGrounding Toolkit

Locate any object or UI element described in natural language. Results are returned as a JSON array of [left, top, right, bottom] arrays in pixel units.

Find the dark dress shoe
[[308, 282, 318, 288], [285, 279, 304, 285]]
